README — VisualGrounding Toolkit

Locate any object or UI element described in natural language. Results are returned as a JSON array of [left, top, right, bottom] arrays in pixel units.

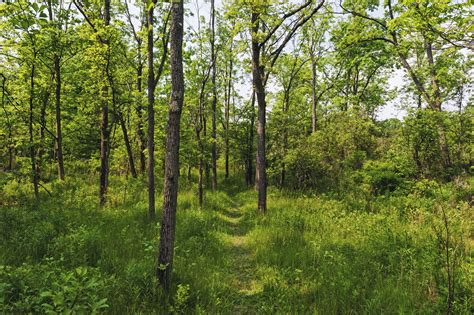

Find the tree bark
[[311, 53, 317, 133], [99, 0, 111, 206], [147, 4, 156, 219], [224, 42, 233, 180], [210, 0, 218, 191], [29, 54, 39, 198], [425, 39, 451, 169], [136, 44, 146, 174], [54, 55, 65, 180], [251, 12, 267, 213], [157, 0, 184, 291], [246, 91, 255, 186], [118, 112, 137, 178]]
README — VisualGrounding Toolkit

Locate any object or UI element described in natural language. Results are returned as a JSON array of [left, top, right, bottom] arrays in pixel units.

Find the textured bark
[[311, 55, 317, 133], [99, 0, 111, 206], [210, 0, 217, 191], [38, 87, 49, 178], [224, 43, 233, 180], [136, 46, 146, 174], [118, 112, 137, 178], [251, 12, 267, 213], [425, 39, 451, 169], [147, 4, 156, 219], [246, 91, 255, 186], [157, 0, 184, 291], [1, 76, 14, 171], [47, 0, 65, 180], [29, 55, 39, 198], [54, 55, 65, 180]]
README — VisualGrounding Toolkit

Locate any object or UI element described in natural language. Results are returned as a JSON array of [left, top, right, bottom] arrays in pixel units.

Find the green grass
[[1, 174, 472, 314]]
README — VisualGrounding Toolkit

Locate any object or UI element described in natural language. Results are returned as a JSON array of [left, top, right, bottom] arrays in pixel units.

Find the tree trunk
[[251, 12, 267, 213], [280, 88, 290, 188], [54, 55, 65, 180], [425, 39, 451, 170], [225, 43, 233, 180], [118, 112, 137, 178], [157, 0, 184, 291], [29, 55, 39, 198], [311, 55, 317, 133], [210, 0, 218, 191], [147, 4, 156, 219], [198, 158, 203, 207], [38, 87, 49, 178], [99, 0, 111, 206], [246, 90, 255, 186], [136, 44, 146, 174]]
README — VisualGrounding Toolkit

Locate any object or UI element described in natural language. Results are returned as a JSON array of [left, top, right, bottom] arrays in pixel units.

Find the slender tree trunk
[[225, 43, 233, 180], [198, 158, 203, 207], [210, 0, 218, 191], [203, 117, 210, 185], [47, 0, 65, 181], [246, 91, 255, 186], [311, 55, 317, 133], [118, 112, 137, 178], [280, 88, 290, 188], [147, 4, 156, 219], [157, 0, 184, 291], [54, 55, 65, 180], [29, 55, 39, 198], [1, 76, 14, 171], [136, 45, 146, 174], [38, 87, 49, 178], [425, 39, 451, 170], [99, 0, 111, 206], [251, 12, 267, 213]]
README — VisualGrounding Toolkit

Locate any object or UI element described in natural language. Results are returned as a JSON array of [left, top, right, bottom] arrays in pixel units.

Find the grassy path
[[213, 198, 263, 312]]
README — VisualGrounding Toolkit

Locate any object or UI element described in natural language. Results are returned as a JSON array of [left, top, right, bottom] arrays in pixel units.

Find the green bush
[[0, 262, 109, 313]]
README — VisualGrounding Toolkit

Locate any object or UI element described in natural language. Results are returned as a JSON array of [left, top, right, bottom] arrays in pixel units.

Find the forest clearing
[[1, 0, 473, 313]]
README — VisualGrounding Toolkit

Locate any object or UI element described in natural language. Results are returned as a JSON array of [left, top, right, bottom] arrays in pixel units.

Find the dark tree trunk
[[99, 0, 111, 206], [118, 112, 137, 178], [157, 0, 184, 291], [246, 91, 255, 186], [210, 0, 218, 191], [311, 55, 317, 133], [198, 158, 203, 207], [1, 76, 14, 171], [136, 45, 146, 174], [38, 87, 49, 178], [46, 0, 65, 181], [147, 4, 156, 219], [29, 55, 39, 198], [251, 12, 267, 213], [54, 55, 65, 180], [203, 117, 210, 185], [425, 39, 451, 170], [280, 90, 289, 188], [225, 43, 233, 180]]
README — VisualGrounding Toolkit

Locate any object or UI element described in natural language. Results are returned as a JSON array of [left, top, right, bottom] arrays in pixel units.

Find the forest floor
[[1, 175, 472, 314]]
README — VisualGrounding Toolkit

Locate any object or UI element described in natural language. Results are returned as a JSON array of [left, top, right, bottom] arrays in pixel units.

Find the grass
[[0, 173, 472, 314]]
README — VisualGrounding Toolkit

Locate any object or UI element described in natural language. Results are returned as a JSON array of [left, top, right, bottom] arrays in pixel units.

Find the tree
[[157, 0, 184, 291], [340, 0, 472, 172], [210, 0, 218, 191], [250, 0, 324, 212]]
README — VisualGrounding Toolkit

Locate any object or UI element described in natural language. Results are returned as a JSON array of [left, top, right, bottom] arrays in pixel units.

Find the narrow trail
[[214, 201, 263, 311]]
